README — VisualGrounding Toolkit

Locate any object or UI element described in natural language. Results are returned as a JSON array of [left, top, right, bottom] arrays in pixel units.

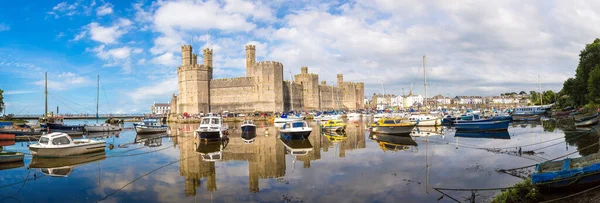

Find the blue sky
[[1, 0, 598, 114]]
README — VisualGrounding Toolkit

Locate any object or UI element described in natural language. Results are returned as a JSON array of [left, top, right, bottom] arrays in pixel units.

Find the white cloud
[[88, 45, 143, 73], [0, 23, 9, 32], [96, 3, 113, 16], [129, 76, 177, 103], [151, 52, 179, 67], [87, 22, 126, 44], [47, 1, 80, 18], [72, 30, 86, 41]]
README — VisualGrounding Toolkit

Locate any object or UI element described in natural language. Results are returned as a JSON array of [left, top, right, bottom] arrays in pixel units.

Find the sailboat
[[39, 72, 86, 132], [408, 55, 441, 126], [84, 75, 121, 133]]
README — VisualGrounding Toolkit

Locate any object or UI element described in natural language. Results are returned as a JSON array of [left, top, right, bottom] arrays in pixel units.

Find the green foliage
[[560, 38, 600, 106], [0, 89, 3, 113], [492, 179, 538, 203], [542, 90, 556, 104], [587, 66, 600, 104], [519, 91, 527, 95], [529, 91, 538, 105]]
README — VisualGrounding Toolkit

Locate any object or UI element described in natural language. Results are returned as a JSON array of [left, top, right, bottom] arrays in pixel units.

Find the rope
[[500, 139, 600, 172], [100, 80, 112, 114], [96, 156, 187, 202], [49, 92, 96, 113], [0, 169, 32, 199]]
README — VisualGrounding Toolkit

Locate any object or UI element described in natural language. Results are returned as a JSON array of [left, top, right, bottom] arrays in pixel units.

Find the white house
[[151, 102, 171, 115]]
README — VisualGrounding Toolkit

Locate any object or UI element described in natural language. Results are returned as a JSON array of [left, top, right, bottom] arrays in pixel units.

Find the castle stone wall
[[253, 61, 284, 112], [294, 67, 320, 110], [283, 81, 304, 112], [210, 77, 255, 113]]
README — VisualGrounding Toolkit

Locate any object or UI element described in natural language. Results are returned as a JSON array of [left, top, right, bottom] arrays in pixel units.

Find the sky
[[0, 0, 598, 114]]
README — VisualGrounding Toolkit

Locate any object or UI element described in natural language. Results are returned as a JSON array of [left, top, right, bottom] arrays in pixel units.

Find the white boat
[[135, 119, 167, 134], [514, 106, 549, 115], [241, 120, 256, 134], [29, 132, 106, 157], [195, 116, 228, 140], [408, 114, 441, 126], [280, 121, 313, 139], [85, 75, 122, 133], [84, 123, 121, 132], [315, 114, 341, 121], [347, 112, 362, 118], [279, 138, 313, 156], [274, 115, 303, 123]]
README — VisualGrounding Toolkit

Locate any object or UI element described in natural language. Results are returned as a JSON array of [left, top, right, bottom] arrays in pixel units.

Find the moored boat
[[575, 113, 599, 127], [321, 119, 347, 132], [532, 152, 600, 191], [195, 116, 228, 140], [454, 130, 510, 139], [135, 119, 168, 134], [279, 121, 312, 139], [28, 132, 106, 157], [84, 123, 121, 132], [455, 120, 510, 131], [279, 137, 313, 156], [241, 120, 256, 134], [0, 151, 25, 163], [408, 114, 441, 126], [369, 133, 418, 152], [28, 151, 106, 177], [370, 118, 416, 135]]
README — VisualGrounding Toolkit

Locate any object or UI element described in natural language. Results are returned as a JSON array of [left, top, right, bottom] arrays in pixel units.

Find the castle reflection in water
[[168, 121, 366, 196]]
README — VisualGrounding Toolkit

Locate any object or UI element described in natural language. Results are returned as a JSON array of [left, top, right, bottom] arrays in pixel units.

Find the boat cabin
[[514, 106, 548, 115], [377, 118, 409, 125], [242, 120, 255, 125], [201, 117, 223, 125], [141, 119, 162, 126], [40, 167, 73, 177], [283, 121, 308, 129], [38, 132, 76, 147]]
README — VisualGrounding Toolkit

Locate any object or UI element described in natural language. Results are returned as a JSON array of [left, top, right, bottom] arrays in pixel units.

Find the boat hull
[[84, 125, 121, 132], [135, 126, 167, 134], [280, 131, 312, 140], [29, 141, 106, 157], [575, 116, 599, 127], [241, 125, 256, 134], [455, 121, 510, 131], [197, 131, 223, 140], [0, 152, 24, 163], [371, 125, 415, 135], [454, 130, 510, 139], [513, 115, 540, 121], [47, 123, 85, 132]]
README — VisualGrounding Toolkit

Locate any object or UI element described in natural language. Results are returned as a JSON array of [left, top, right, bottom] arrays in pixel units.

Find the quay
[[10, 114, 164, 120]]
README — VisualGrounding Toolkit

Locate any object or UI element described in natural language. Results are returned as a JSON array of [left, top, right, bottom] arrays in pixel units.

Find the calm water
[[0, 119, 598, 202]]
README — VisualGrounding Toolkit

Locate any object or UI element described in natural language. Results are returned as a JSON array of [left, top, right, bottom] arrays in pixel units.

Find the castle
[[170, 44, 364, 115]]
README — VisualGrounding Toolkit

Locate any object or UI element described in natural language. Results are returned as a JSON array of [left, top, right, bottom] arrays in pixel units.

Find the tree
[[0, 89, 3, 113], [563, 38, 600, 106], [519, 91, 527, 95], [587, 66, 600, 104], [543, 90, 556, 104], [530, 91, 538, 104]]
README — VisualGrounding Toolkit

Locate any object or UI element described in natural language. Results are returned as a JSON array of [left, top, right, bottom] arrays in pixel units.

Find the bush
[[492, 179, 538, 203]]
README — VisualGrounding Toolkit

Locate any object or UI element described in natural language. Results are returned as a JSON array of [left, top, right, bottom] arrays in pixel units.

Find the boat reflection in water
[[85, 130, 120, 139], [322, 130, 347, 143], [0, 160, 24, 170], [241, 130, 257, 144], [135, 133, 168, 147], [369, 133, 418, 152], [410, 126, 444, 137], [28, 151, 106, 177], [454, 130, 511, 139], [280, 137, 313, 156], [196, 139, 229, 161]]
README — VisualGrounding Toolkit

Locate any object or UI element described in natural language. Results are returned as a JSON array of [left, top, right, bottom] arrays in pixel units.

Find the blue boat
[[454, 120, 510, 131], [460, 113, 480, 121], [454, 130, 510, 139], [532, 153, 600, 190], [0, 121, 13, 127], [491, 115, 513, 121]]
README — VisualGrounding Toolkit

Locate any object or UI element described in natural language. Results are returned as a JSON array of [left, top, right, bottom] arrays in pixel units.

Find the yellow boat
[[369, 117, 416, 135], [321, 119, 347, 131], [322, 130, 347, 143]]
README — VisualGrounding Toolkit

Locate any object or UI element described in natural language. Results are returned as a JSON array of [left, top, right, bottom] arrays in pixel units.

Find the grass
[[492, 179, 539, 203]]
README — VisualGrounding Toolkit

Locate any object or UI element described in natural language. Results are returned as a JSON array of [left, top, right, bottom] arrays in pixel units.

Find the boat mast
[[96, 75, 99, 123], [290, 72, 293, 112], [538, 75, 543, 105], [423, 55, 427, 110], [45, 72, 48, 117]]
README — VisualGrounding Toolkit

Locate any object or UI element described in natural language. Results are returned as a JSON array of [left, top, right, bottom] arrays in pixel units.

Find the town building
[[151, 102, 170, 115], [171, 44, 364, 115]]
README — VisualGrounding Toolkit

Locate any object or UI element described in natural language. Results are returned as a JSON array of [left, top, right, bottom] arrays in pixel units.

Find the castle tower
[[177, 44, 211, 115], [301, 66, 308, 74], [192, 53, 198, 65], [337, 74, 343, 87], [182, 45, 193, 65], [203, 48, 213, 68], [253, 61, 284, 112], [294, 66, 320, 110], [246, 45, 256, 77]]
